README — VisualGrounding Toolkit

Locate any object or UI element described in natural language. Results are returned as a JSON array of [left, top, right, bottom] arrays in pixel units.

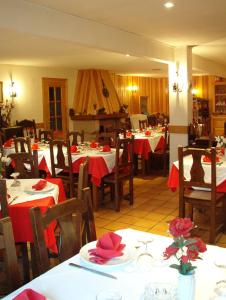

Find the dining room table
[[168, 153, 226, 192], [3, 228, 226, 299], [3, 142, 118, 211], [3, 177, 66, 253]]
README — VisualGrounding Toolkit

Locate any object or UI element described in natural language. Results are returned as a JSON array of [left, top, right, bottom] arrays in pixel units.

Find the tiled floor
[[94, 175, 226, 248]]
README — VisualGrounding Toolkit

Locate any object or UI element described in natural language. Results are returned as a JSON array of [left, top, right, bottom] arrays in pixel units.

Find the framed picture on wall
[[0, 81, 3, 103]]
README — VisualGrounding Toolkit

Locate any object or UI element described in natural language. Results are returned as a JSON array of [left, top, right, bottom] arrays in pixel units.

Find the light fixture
[[164, 2, 175, 8], [172, 70, 182, 93], [9, 80, 17, 99], [126, 54, 130, 57], [126, 85, 138, 92]]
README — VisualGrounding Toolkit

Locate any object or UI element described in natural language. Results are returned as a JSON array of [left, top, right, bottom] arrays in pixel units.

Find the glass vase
[[178, 271, 195, 300]]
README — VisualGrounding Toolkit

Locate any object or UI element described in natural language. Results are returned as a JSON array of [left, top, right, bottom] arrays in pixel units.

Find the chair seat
[[103, 172, 131, 183], [184, 189, 225, 203]]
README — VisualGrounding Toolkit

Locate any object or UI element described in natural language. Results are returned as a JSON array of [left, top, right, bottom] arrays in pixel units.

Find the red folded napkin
[[13, 288, 46, 300], [88, 232, 125, 264], [4, 139, 13, 147], [126, 132, 132, 138], [90, 141, 98, 148], [203, 156, 220, 163], [32, 180, 47, 190], [31, 143, 39, 150], [145, 130, 151, 136], [70, 145, 78, 153], [102, 145, 111, 152]]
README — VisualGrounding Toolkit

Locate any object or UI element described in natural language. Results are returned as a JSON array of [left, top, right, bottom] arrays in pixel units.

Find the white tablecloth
[[4, 229, 226, 299], [6, 178, 59, 205], [174, 155, 226, 186]]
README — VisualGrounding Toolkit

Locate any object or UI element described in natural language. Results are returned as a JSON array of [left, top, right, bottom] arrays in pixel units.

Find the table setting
[[4, 218, 226, 300]]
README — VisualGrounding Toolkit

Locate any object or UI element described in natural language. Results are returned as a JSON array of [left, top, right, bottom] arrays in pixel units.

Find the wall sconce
[[9, 80, 17, 99], [172, 70, 182, 93], [126, 85, 139, 92]]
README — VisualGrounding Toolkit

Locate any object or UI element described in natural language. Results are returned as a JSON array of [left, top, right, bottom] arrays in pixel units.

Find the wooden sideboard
[[211, 114, 226, 136]]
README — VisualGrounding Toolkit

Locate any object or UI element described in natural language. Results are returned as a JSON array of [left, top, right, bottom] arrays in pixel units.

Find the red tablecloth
[[7, 178, 66, 253], [168, 164, 226, 193], [39, 156, 110, 187], [133, 136, 165, 159]]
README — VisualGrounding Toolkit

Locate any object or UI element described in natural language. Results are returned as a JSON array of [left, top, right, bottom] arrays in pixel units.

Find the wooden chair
[[0, 179, 31, 284], [29, 188, 96, 276], [178, 146, 226, 244], [16, 119, 37, 139], [149, 124, 169, 176], [8, 150, 39, 179], [139, 119, 148, 131], [67, 130, 84, 146], [102, 136, 134, 211], [0, 217, 22, 294], [14, 136, 32, 154], [77, 157, 90, 201], [49, 139, 78, 197], [38, 129, 53, 142]]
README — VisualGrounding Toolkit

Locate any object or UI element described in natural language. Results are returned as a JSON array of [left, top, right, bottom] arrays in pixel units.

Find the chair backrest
[[178, 146, 217, 195], [67, 130, 84, 146], [1, 126, 24, 142], [30, 188, 96, 275], [0, 217, 21, 293], [139, 119, 148, 131], [49, 139, 73, 177], [114, 136, 134, 178], [0, 179, 9, 217], [38, 129, 53, 142], [14, 136, 32, 154], [16, 119, 37, 138], [77, 156, 90, 200], [8, 150, 39, 179]]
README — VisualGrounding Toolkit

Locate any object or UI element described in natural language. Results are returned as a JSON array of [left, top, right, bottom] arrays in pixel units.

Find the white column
[[169, 46, 193, 165]]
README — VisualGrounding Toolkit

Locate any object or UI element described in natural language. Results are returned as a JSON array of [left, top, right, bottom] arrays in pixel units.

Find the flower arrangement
[[163, 218, 207, 275], [216, 136, 226, 148]]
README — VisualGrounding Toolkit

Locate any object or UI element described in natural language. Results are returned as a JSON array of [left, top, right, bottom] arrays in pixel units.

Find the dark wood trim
[[168, 125, 188, 134]]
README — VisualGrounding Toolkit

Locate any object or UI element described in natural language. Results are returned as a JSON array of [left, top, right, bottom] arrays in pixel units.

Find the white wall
[[0, 64, 77, 130]]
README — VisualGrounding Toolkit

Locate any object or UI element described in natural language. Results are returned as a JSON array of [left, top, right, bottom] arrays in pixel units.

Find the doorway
[[140, 96, 148, 114], [42, 78, 68, 133]]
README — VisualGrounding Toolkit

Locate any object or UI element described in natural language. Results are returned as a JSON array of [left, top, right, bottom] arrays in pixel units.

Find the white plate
[[24, 181, 55, 194], [79, 241, 134, 267]]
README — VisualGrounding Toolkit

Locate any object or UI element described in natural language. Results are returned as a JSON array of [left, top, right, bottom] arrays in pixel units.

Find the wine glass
[[136, 239, 154, 271], [10, 172, 20, 187]]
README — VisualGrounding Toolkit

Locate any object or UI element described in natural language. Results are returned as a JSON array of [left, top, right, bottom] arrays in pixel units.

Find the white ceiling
[[1, 0, 226, 76]]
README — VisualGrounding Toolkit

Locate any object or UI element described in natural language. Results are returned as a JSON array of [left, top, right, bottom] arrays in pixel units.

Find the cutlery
[[8, 196, 18, 205], [69, 262, 117, 280]]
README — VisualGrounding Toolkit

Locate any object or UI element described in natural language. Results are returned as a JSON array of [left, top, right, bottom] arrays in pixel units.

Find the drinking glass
[[96, 290, 122, 300], [136, 239, 154, 271], [10, 172, 20, 187]]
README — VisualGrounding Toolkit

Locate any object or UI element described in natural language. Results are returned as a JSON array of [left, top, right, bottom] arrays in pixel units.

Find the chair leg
[[20, 242, 30, 283], [115, 183, 120, 212], [129, 178, 133, 206]]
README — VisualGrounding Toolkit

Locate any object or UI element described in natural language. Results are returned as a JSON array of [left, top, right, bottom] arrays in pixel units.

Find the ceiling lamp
[[164, 2, 175, 8]]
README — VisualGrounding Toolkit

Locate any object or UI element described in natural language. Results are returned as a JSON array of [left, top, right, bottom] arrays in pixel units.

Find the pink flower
[[163, 246, 179, 259], [169, 217, 193, 238], [181, 255, 189, 263], [187, 237, 207, 253]]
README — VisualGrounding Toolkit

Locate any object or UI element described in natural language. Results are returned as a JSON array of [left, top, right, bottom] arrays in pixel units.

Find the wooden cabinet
[[211, 115, 226, 136], [214, 82, 226, 114], [211, 82, 226, 136]]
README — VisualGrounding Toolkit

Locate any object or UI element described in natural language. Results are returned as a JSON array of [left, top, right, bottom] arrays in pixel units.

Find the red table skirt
[[8, 178, 66, 253], [133, 136, 165, 160], [39, 156, 110, 187], [168, 164, 226, 193]]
